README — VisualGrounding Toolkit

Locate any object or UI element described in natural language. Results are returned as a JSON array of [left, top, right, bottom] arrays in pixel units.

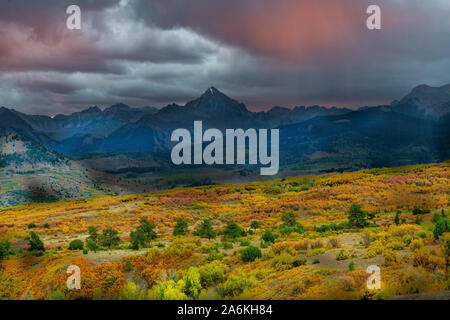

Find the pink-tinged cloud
[[215, 0, 365, 61], [1, 0, 450, 114], [136, 0, 425, 63]]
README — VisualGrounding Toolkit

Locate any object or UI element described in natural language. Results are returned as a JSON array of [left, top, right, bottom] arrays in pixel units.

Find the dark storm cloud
[[0, 0, 449, 114], [0, 0, 216, 74]]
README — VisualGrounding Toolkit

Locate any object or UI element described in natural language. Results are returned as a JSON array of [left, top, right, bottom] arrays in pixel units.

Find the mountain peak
[[406, 84, 450, 98], [200, 86, 227, 100], [109, 103, 130, 109], [393, 83, 450, 120], [81, 106, 102, 114], [204, 86, 221, 96], [180, 87, 251, 122], [104, 103, 131, 113]]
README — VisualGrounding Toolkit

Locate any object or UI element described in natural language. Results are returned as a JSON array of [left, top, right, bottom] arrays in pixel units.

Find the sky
[[0, 0, 450, 115]]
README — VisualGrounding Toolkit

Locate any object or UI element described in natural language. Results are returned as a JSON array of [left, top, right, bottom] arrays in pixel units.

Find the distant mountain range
[[1, 84, 449, 171]]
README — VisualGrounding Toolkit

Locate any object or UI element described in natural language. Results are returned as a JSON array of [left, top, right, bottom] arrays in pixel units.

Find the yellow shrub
[[409, 239, 424, 251]]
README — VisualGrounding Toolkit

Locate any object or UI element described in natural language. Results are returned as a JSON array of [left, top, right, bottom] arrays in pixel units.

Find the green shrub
[[282, 211, 297, 227], [183, 267, 202, 299], [120, 282, 140, 300], [292, 257, 307, 267], [260, 241, 269, 249], [241, 246, 262, 262], [272, 253, 306, 269], [262, 230, 276, 243], [265, 185, 282, 195], [413, 207, 430, 215], [68, 239, 84, 250], [199, 261, 227, 287], [250, 221, 262, 229], [188, 202, 209, 210], [0, 241, 13, 261], [336, 249, 356, 261], [410, 239, 424, 251], [312, 258, 320, 264], [433, 218, 449, 240], [314, 221, 350, 233], [432, 213, 442, 223], [240, 239, 250, 247], [279, 225, 294, 235], [206, 249, 226, 262], [222, 242, 234, 250], [46, 290, 66, 300], [290, 185, 311, 192], [27, 223, 36, 229], [223, 222, 245, 239], [348, 261, 355, 272], [307, 248, 326, 257], [219, 275, 257, 297], [86, 239, 99, 252], [295, 223, 305, 234]]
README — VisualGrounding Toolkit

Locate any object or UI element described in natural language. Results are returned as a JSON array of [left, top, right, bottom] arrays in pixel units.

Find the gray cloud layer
[[0, 0, 449, 115]]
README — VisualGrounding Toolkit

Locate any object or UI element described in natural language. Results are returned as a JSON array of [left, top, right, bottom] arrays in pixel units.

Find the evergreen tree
[[130, 218, 158, 249], [101, 227, 120, 251], [223, 222, 245, 239], [282, 211, 297, 227], [433, 218, 449, 240], [87, 226, 99, 243], [173, 218, 189, 236], [25, 231, 45, 252], [348, 204, 373, 228], [194, 219, 216, 239], [86, 226, 100, 252], [138, 218, 157, 246], [0, 241, 13, 261], [394, 210, 401, 225], [262, 230, 276, 243], [250, 221, 262, 229]]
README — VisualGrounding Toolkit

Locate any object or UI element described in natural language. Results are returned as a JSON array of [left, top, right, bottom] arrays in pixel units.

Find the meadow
[[0, 161, 449, 300]]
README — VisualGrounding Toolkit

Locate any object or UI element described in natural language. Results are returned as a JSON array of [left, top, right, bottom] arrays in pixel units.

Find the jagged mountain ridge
[[0, 85, 449, 161]]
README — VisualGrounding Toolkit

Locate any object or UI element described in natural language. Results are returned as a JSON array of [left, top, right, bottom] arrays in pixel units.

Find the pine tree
[[394, 211, 401, 225], [101, 227, 120, 251], [173, 218, 189, 236], [348, 204, 372, 228], [25, 231, 45, 252], [194, 219, 216, 239]]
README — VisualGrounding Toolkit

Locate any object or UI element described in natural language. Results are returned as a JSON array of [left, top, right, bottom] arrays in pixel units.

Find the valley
[[0, 84, 449, 300]]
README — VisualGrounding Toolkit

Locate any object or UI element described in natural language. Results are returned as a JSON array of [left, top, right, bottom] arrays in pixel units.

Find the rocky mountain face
[[1, 87, 356, 155], [0, 85, 449, 167], [9, 103, 158, 141], [390, 84, 450, 120], [0, 133, 68, 170]]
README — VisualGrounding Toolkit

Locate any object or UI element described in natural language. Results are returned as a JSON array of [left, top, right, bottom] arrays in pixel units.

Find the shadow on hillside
[[24, 178, 60, 203]]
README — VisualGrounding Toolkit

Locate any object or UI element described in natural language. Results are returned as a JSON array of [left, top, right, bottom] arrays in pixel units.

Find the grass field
[[0, 161, 449, 300]]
